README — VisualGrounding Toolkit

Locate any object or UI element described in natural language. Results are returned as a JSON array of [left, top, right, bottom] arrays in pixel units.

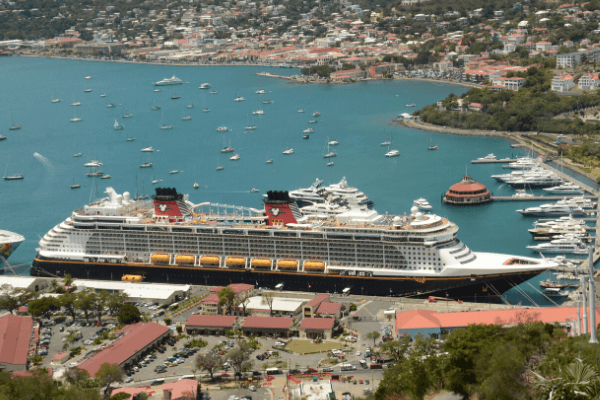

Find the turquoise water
[[0, 57, 592, 305]]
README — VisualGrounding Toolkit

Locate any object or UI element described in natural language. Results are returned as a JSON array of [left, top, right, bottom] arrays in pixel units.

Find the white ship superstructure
[[154, 76, 183, 86], [32, 187, 555, 299]]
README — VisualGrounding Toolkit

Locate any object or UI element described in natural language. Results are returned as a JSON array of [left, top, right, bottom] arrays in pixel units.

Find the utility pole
[[589, 243, 598, 343], [577, 300, 582, 337], [582, 275, 589, 335]]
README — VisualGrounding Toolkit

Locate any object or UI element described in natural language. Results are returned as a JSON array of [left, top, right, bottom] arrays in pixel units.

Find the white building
[[578, 72, 600, 90], [556, 52, 582, 69], [0, 276, 50, 293], [551, 73, 575, 92], [73, 279, 191, 304], [240, 296, 309, 317]]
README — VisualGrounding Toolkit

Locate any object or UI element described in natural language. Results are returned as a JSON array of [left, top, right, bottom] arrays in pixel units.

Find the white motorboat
[[210, 91, 217, 94], [298, 109, 305, 113], [543, 182, 583, 194], [221, 147, 234, 153], [107, 103, 115, 108], [73, 153, 82, 157], [253, 110, 264, 115], [250, 188, 259, 193], [304, 128, 314, 134], [141, 147, 155, 152], [406, 104, 416, 107], [256, 90, 266, 94], [127, 137, 135, 141], [84, 76, 92, 79], [160, 125, 173, 130], [234, 97, 245, 102], [544, 288, 570, 297], [328, 140, 339, 146], [199, 83, 211, 89], [503, 157, 538, 169], [517, 203, 587, 217], [182, 116, 192, 121], [313, 112, 321, 117], [385, 150, 400, 157], [101, 174, 111, 179], [139, 163, 153, 168], [84, 89, 92, 93], [154, 89, 161, 92], [266, 159, 273, 164], [512, 189, 535, 198], [413, 198, 432, 210], [100, 94, 106, 97], [84, 160, 103, 167], [245, 125, 257, 130], [154, 75, 183, 86], [308, 120, 318, 124], [216, 166, 224, 171], [230, 154, 241, 160], [283, 148, 294, 155], [194, 182, 199, 189], [170, 170, 179, 174], [527, 236, 589, 254], [477, 153, 497, 160], [152, 179, 163, 184], [216, 127, 228, 132], [203, 108, 211, 113], [557, 196, 595, 209], [327, 162, 334, 166]]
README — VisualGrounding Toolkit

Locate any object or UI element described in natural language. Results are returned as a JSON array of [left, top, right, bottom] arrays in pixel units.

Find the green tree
[[63, 273, 74, 287], [76, 292, 94, 323], [95, 363, 125, 398], [60, 292, 78, 323], [117, 303, 141, 325], [195, 353, 222, 381], [106, 292, 128, 316], [366, 331, 381, 347], [217, 287, 235, 314], [534, 359, 600, 400], [261, 292, 275, 316], [28, 296, 59, 321]]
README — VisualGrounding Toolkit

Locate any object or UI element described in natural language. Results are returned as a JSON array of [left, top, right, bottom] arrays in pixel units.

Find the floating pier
[[491, 195, 596, 201], [471, 159, 517, 164]]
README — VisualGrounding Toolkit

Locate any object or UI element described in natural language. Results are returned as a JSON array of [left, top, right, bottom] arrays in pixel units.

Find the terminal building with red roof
[[78, 322, 170, 376], [299, 318, 335, 340], [395, 307, 600, 339], [0, 314, 34, 372], [443, 175, 491, 205], [242, 316, 294, 337], [184, 315, 237, 335]]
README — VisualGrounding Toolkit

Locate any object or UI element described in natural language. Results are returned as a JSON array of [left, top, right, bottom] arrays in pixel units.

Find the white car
[[177, 358, 185, 364], [124, 376, 133, 383], [249, 386, 257, 392], [69, 362, 78, 368]]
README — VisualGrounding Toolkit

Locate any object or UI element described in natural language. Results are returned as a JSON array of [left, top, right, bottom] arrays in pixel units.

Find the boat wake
[[33, 152, 55, 178]]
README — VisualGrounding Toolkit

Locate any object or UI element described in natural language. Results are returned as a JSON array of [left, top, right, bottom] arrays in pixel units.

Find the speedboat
[[139, 163, 153, 168], [266, 159, 273, 164], [478, 153, 497, 160], [406, 104, 416, 107], [234, 97, 245, 102], [154, 89, 161, 92], [85, 76, 91, 79], [152, 179, 163, 184], [313, 112, 321, 117], [101, 174, 111, 179], [84, 160, 103, 167], [304, 128, 314, 134], [216, 127, 228, 132], [74, 153, 82, 157], [308, 120, 318, 124], [182, 116, 192, 121], [203, 108, 210, 112], [230, 154, 241, 160], [70, 117, 81, 122], [154, 76, 183, 86], [127, 137, 135, 141], [199, 83, 211, 89], [160, 125, 173, 130], [303, 135, 309, 139], [141, 147, 155, 152], [413, 198, 432, 210], [221, 147, 234, 153], [513, 189, 535, 198], [283, 148, 294, 155], [327, 162, 334, 166], [170, 170, 179, 174], [298, 109, 305, 113], [253, 110, 264, 115], [385, 150, 400, 157], [250, 188, 259, 193], [210, 91, 218, 94], [256, 90, 266, 94], [151, 106, 161, 110], [84, 89, 92, 93], [328, 140, 339, 146], [187, 105, 194, 109], [216, 166, 224, 171]]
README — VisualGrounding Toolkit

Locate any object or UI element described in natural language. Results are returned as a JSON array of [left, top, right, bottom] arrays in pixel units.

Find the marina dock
[[471, 159, 517, 164], [492, 195, 597, 201]]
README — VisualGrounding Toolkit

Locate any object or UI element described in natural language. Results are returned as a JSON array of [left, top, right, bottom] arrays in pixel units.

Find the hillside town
[[3, 0, 600, 86]]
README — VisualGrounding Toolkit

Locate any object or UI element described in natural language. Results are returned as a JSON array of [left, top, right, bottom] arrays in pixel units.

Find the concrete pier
[[471, 159, 517, 164]]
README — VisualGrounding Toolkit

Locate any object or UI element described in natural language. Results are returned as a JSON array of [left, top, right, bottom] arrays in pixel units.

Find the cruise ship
[[0, 230, 25, 264], [31, 187, 556, 301], [153, 76, 183, 86]]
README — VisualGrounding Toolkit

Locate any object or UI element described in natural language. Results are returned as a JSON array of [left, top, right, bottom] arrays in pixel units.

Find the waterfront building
[[443, 175, 491, 205]]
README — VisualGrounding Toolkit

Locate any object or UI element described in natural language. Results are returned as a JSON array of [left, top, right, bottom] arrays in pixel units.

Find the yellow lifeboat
[[121, 275, 143, 282], [151, 253, 170, 263], [278, 260, 298, 270], [226, 257, 246, 266], [175, 255, 195, 264], [251, 258, 272, 268], [304, 261, 325, 271], [200, 256, 220, 265]]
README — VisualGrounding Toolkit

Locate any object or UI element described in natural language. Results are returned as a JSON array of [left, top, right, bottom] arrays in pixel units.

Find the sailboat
[[122, 106, 133, 118], [182, 107, 192, 121], [216, 156, 224, 171], [245, 114, 257, 130], [193, 167, 199, 189], [427, 134, 438, 150], [52, 90, 61, 103], [114, 118, 124, 131], [71, 95, 81, 106], [385, 133, 400, 157], [151, 173, 163, 185], [71, 109, 81, 122], [8, 113, 20, 130], [70, 178, 80, 189], [171, 90, 180, 100], [323, 140, 336, 158], [134, 179, 149, 200], [159, 112, 173, 130], [3, 158, 23, 180], [266, 154, 273, 164]]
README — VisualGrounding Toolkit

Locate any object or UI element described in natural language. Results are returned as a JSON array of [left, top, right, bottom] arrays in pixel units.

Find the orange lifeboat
[[226, 257, 246, 266], [121, 275, 143, 282], [175, 255, 195, 264], [151, 253, 170, 264], [251, 258, 272, 268], [304, 261, 325, 271], [200, 256, 220, 265], [278, 260, 298, 270]]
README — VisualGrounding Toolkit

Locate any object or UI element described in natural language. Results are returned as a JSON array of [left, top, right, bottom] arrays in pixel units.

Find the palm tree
[[533, 359, 600, 399]]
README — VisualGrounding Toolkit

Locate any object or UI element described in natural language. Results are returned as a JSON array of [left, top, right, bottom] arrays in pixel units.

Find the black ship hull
[[31, 256, 545, 303]]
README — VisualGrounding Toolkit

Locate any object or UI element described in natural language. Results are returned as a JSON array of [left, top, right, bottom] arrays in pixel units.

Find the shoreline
[[393, 76, 481, 89]]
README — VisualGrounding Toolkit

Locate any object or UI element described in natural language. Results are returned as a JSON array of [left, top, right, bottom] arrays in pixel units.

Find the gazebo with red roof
[[443, 175, 491, 205]]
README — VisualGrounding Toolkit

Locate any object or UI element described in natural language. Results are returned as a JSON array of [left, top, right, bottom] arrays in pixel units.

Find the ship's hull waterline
[[31, 256, 543, 302]]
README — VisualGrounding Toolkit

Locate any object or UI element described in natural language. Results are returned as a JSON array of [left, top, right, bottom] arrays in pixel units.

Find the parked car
[[256, 355, 265, 361], [124, 376, 133, 383]]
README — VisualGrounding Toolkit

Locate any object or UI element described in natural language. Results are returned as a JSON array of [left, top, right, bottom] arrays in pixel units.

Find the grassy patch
[[284, 340, 343, 355]]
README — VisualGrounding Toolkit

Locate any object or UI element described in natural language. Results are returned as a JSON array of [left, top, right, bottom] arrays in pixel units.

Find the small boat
[[8, 125, 20, 130], [216, 127, 228, 132], [182, 116, 192, 121], [114, 118, 124, 131], [0, 135, 6, 141], [428, 145, 439, 150], [413, 198, 432, 210], [3, 174, 23, 180], [256, 90, 266, 94], [308, 120, 318, 124], [385, 150, 400, 157], [199, 83, 211, 89], [194, 182, 199, 189], [216, 166, 224, 171], [477, 153, 497, 160], [245, 126, 257, 130], [139, 163, 153, 168], [52, 90, 60, 103], [283, 148, 294, 155], [328, 140, 339, 146], [303, 135, 309, 139], [513, 189, 534, 198], [230, 154, 241, 160], [85, 76, 92, 79], [262, 100, 273, 104], [151, 106, 160, 110], [170, 170, 179, 174], [100, 94, 106, 97], [266, 159, 273, 164], [70, 178, 80, 189], [171, 95, 180, 100], [123, 113, 133, 118], [86, 171, 103, 177], [327, 162, 334, 166], [73, 153, 82, 157], [544, 288, 570, 297], [127, 137, 135, 141], [303, 128, 314, 133], [101, 174, 111, 179], [107, 103, 115, 108], [250, 188, 259, 193], [313, 112, 320, 117], [298, 109, 305, 113], [203, 108, 211, 112], [71, 101, 81, 106], [381, 141, 391, 146], [84, 89, 92, 93], [152, 179, 163, 184], [160, 125, 173, 130], [234, 97, 245, 102], [70, 116, 81, 122], [141, 147, 155, 152], [540, 279, 570, 289], [253, 110, 264, 115], [210, 91, 218, 94], [406, 104, 416, 107], [84, 160, 103, 167], [187, 104, 194, 109], [154, 89, 161, 92]]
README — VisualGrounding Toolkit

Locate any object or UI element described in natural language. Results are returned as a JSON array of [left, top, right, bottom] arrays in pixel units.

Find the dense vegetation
[[374, 315, 600, 400], [417, 66, 600, 135]]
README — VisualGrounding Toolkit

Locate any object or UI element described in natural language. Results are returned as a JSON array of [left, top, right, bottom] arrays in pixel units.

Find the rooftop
[[242, 296, 309, 313], [74, 279, 190, 300], [299, 318, 335, 330], [0, 315, 33, 366], [185, 315, 237, 328], [242, 316, 294, 330]]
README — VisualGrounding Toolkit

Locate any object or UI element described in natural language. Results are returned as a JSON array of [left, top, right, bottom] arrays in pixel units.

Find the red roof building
[[185, 315, 237, 335], [299, 318, 335, 340], [0, 315, 33, 372], [78, 323, 170, 377], [242, 316, 294, 337], [443, 175, 491, 205], [316, 302, 343, 318], [163, 378, 199, 399]]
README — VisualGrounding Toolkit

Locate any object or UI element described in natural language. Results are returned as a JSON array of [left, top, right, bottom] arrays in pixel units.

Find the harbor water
[[0, 57, 595, 305]]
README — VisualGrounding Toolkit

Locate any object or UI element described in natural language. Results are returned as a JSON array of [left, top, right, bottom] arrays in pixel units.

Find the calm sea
[[0, 57, 593, 305]]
